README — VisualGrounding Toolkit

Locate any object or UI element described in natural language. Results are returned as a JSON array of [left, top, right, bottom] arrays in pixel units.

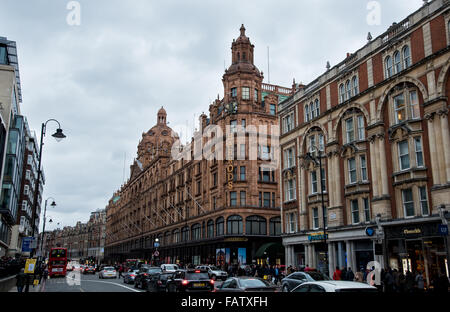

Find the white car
[[291, 280, 378, 292], [160, 264, 179, 272], [196, 265, 228, 281], [99, 266, 117, 279]]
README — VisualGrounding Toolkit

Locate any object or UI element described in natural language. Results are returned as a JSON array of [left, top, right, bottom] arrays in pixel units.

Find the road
[[40, 269, 145, 293]]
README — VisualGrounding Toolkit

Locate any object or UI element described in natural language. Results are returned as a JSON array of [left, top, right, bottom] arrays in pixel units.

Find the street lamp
[[39, 198, 56, 261], [30, 119, 66, 256], [302, 144, 328, 276]]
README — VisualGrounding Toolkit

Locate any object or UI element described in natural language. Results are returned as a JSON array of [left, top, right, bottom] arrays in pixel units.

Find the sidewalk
[[8, 278, 44, 292]]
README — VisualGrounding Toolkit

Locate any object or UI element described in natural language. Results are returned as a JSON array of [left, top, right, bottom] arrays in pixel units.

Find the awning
[[254, 242, 284, 258]]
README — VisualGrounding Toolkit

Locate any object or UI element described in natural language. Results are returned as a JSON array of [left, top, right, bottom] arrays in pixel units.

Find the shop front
[[385, 221, 449, 287]]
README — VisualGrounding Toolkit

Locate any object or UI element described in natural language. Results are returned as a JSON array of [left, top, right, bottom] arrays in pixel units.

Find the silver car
[[123, 269, 139, 284], [99, 266, 117, 279]]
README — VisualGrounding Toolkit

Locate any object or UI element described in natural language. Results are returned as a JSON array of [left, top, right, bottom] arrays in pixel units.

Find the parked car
[[166, 269, 214, 292], [215, 277, 278, 292], [134, 266, 163, 289], [291, 281, 378, 292], [83, 266, 96, 274], [99, 266, 117, 279], [281, 270, 331, 292], [147, 272, 174, 292], [195, 265, 227, 281], [161, 264, 179, 272], [123, 269, 139, 284]]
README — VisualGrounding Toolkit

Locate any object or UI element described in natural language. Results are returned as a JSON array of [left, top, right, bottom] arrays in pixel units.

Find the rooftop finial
[[326, 61, 331, 71], [240, 24, 246, 36], [367, 32, 373, 41]]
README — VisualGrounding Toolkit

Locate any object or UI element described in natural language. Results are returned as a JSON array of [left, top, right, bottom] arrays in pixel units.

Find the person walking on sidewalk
[[16, 268, 27, 293]]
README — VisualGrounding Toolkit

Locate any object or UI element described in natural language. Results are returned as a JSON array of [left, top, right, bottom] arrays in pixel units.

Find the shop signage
[[308, 232, 328, 241], [403, 228, 421, 235], [224, 237, 248, 242], [385, 222, 441, 239], [438, 224, 448, 236], [226, 147, 234, 190], [365, 227, 375, 237]]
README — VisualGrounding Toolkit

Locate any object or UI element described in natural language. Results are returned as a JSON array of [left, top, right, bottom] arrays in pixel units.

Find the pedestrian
[[333, 266, 342, 280], [398, 271, 406, 292], [405, 270, 414, 292], [16, 268, 27, 293], [383, 268, 394, 292], [415, 270, 425, 292], [341, 267, 348, 281], [118, 265, 123, 278], [346, 267, 355, 281]]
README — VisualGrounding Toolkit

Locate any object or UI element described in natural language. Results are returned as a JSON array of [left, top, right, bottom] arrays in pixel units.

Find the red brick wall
[[358, 62, 368, 93], [372, 53, 383, 85], [329, 81, 338, 108], [430, 15, 446, 54], [411, 27, 425, 64]]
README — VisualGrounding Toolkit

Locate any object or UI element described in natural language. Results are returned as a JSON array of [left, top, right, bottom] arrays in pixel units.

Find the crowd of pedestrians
[[0, 256, 25, 278]]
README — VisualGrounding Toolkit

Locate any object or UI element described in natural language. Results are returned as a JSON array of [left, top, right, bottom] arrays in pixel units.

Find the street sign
[[438, 224, 448, 236], [154, 242, 160, 248], [365, 227, 375, 237], [24, 259, 37, 274], [22, 237, 35, 252], [153, 250, 159, 257]]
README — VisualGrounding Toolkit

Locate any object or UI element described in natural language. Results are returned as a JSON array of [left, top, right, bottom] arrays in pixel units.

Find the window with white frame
[[311, 171, 318, 194], [402, 188, 414, 217], [305, 105, 310, 122], [414, 137, 424, 168], [345, 118, 355, 143], [357, 115, 365, 140], [352, 76, 359, 96], [409, 90, 420, 119], [346, 80, 352, 100], [363, 197, 370, 222], [284, 147, 295, 169], [394, 51, 402, 74], [231, 87, 237, 98], [385, 55, 393, 78], [284, 178, 296, 202], [22, 200, 27, 211], [24, 185, 29, 195], [339, 84, 345, 103], [419, 186, 428, 216], [242, 87, 250, 100], [398, 140, 410, 171], [318, 134, 325, 152], [392, 86, 420, 125], [286, 212, 297, 233], [314, 99, 320, 117], [348, 158, 357, 184], [230, 120, 237, 133], [320, 167, 326, 192], [312, 207, 319, 229], [360, 155, 368, 181], [351, 199, 359, 224], [402, 45, 411, 69], [283, 112, 294, 133]]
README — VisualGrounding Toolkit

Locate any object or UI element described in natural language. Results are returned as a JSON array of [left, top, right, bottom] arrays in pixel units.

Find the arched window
[[346, 80, 352, 99], [227, 215, 243, 235], [305, 104, 310, 122], [269, 217, 281, 236], [339, 84, 345, 103], [402, 45, 411, 69], [181, 226, 189, 242], [394, 51, 402, 74], [172, 229, 180, 243], [191, 223, 201, 241], [207, 220, 214, 238], [246, 216, 267, 235], [216, 217, 224, 236], [352, 76, 359, 96], [385, 56, 393, 78], [164, 231, 171, 245]]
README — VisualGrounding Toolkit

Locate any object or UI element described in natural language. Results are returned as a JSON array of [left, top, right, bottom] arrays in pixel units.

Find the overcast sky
[[0, 0, 423, 231]]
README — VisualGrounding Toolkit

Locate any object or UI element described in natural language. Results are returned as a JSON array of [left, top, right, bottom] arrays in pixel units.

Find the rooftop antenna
[[267, 46, 270, 84]]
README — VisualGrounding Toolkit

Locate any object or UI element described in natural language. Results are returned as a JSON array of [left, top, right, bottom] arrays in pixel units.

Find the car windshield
[[308, 272, 331, 281], [208, 266, 219, 270], [51, 261, 66, 266], [104, 267, 115, 271], [185, 273, 209, 280], [239, 279, 271, 288], [165, 265, 177, 270], [147, 268, 162, 273]]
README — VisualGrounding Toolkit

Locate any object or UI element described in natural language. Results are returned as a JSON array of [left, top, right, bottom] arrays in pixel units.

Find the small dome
[[158, 106, 167, 116]]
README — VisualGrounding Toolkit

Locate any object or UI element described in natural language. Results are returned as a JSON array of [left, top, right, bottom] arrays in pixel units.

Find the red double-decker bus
[[48, 248, 68, 277]]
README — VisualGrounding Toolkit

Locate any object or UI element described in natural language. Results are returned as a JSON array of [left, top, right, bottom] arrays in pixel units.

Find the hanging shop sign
[[226, 146, 234, 190]]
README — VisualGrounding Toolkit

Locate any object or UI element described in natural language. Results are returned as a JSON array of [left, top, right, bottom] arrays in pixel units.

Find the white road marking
[[81, 280, 142, 292]]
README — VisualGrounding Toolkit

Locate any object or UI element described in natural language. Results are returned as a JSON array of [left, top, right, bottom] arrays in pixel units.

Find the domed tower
[[135, 107, 177, 170], [222, 25, 264, 106]]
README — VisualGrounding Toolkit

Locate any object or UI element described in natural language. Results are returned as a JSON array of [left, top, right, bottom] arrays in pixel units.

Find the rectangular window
[[254, 89, 258, 101], [419, 186, 428, 216], [230, 191, 237, 207], [230, 120, 237, 133], [320, 168, 326, 192], [410, 90, 420, 119], [240, 166, 246, 181], [394, 93, 406, 124], [318, 134, 324, 152], [323, 207, 328, 229], [305, 105, 310, 122], [263, 192, 270, 207], [414, 137, 424, 168], [285, 179, 296, 202], [346, 118, 354, 143], [348, 158, 357, 184], [312, 208, 319, 229], [357, 115, 365, 140], [231, 87, 237, 98], [360, 155, 368, 181], [213, 172, 217, 187], [363, 198, 370, 222], [272, 192, 275, 208], [283, 114, 294, 133], [311, 171, 318, 194], [284, 148, 294, 169], [213, 196, 216, 210], [238, 144, 245, 160], [288, 212, 297, 233], [309, 135, 316, 156], [398, 140, 410, 170], [351, 199, 360, 224], [270, 104, 276, 115], [259, 192, 262, 207], [240, 191, 246, 206], [402, 188, 414, 217], [242, 87, 250, 100]]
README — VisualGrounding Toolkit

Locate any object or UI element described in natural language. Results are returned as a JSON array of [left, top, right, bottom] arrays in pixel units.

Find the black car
[[215, 277, 278, 292], [147, 272, 174, 292], [281, 270, 331, 292], [134, 266, 163, 289], [166, 269, 214, 292]]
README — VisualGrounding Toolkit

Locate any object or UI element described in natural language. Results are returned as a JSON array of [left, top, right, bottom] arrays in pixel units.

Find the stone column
[[378, 135, 389, 196], [369, 137, 379, 196], [311, 244, 317, 269], [438, 110, 450, 183], [327, 155, 335, 207], [426, 114, 440, 185], [346, 241, 352, 271], [337, 241, 343, 269], [433, 116, 447, 184], [285, 245, 291, 267], [304, 244, 310, 267], [334, 155, 342, 206], [328, 242, 335, 279]]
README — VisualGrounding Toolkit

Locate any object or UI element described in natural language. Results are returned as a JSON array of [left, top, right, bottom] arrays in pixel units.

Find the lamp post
[[39, 198, 56, 261], [303, 144, 328, 276], [30, 119, 66, 256]]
